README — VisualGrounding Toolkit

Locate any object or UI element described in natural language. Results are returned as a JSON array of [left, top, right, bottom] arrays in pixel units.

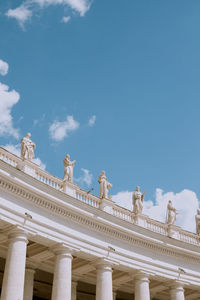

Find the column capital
[[51, 242, 80, 256], [26, 260, 38, 271], [134, 270, 154, 284], [25, 263, 37, 274], [51, 243, 73, 257], [95, 257, 119, 271], [8, 226, 29, 243], [25, 268, 36, 276], [171, 280, 184, 290]]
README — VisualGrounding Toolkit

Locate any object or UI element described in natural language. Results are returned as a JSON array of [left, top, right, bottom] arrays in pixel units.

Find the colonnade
[[0, 229, 186, 300]]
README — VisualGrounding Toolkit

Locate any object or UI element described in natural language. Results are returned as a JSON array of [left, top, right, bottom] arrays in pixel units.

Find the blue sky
[[1, 0, 200, 231]]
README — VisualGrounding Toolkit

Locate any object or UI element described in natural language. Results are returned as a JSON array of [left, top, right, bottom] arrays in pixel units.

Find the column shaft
[[96, 265, 113, 300], [1, 231, 28, 300], [134, 273, 150, 300], [24, 268, 35, 300], [170, 283, 184, 300], [51, 249, 73, 300], [113, 291, 117, 300], [71, 281, 77, 300]]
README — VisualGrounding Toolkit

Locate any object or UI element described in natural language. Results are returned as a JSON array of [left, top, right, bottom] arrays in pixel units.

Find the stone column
[[23, 267, 35, 300], [1, 229, 28, 300], [71, 281, 78, 300], [96, 260, 113, 300], [134, 272, 150, 300], [170, 282, 184, 300], [113, 290, 117, 300], [51, 245, 73, 300]]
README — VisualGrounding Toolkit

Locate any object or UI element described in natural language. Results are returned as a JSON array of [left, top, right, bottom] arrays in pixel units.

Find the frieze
[[0, 175, 200, 265]]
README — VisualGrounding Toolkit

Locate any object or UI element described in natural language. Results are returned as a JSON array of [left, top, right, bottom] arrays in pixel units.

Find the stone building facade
[[0, 146, 199, 300]]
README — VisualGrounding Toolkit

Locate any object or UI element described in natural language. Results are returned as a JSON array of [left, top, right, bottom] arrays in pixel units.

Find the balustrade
[[0, 146, 200, 248]]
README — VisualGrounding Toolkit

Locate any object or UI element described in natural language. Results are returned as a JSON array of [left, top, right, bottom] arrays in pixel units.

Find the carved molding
[[0, 176, 200, 265]]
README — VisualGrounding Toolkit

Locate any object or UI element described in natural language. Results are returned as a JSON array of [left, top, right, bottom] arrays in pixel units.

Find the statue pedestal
[[63, 180, 77, 198], [16, 160, 36, 178], [100, 198, 114, 214], [167, 225, 180, 239], [133, 214, 147, 227]]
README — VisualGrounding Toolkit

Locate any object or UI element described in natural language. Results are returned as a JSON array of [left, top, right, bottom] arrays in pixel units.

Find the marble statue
[[98, 171, 112, 199], [132, 186, 145, 214], [196, 209, 200, 235], [63, 154, 76, 183], [21, 133, 36, 161], [167, 200, 178, 225]]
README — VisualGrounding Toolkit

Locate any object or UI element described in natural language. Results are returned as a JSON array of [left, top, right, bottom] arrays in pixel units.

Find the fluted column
[[51, 245, 73, 300], [134, 272, 150, 300], [96, 260, 113, 300], [170, 282, 184, 300], [23, 267, 35, 300], [1, 229, 28, 300], [71, 281, 78, 300]]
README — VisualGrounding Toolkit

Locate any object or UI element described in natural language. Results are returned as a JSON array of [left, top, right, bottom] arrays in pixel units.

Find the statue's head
[[168, 200, 172, 204], [136, 186, 140, 191], [197, 209, 200, 215], [26, 133, 31, 138], [101, 170, 105, 175], [65, 154, 70, 159]]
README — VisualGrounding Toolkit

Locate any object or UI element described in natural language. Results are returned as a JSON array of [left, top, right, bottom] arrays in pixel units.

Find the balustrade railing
[[0, 147, 20, 167], [76, 190, 100, 208], [179, 231, 200, 246], [146, 219, 168, 235], [0, 146, 200, 247], [112, 205, 133, 222], [35, 169, 63, 190]]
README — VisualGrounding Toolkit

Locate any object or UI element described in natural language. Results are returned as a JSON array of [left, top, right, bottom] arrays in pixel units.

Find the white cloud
[[75, 168, 93, 186], [88, 115, 96, 127], [6, 5, 32, 28], [3, 143, 21, 157], [62, 15, 71, 23], [49, 115, 79, 141], [6, 0, 92, 27], [112, 188, 199, 233], [0, 60, 9, 76], [32, 0, 91, 16], [0, 82, 20, 139], [3, 143, 46, 170]]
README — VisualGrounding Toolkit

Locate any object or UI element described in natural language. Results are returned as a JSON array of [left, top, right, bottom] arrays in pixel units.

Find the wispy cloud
[[49, 115, 79, 141], [61, 15, 71, 23], [88, 115, 96, 127], [75, 168, 93, 186], [0, 59, 9, 76], [5, 0, 92, 27], [32, 0, 91, 16], [3, 143, 46, 169], [33, 113, 46, 127], [112, 188, 199, 233], [6, 5, 32, 28]]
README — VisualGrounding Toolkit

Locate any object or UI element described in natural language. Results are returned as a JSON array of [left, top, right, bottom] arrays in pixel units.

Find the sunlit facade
[[0, 146, 199, 300]]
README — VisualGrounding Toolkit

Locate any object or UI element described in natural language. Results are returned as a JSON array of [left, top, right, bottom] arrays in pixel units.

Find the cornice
[[0, 169, 200, 265]]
